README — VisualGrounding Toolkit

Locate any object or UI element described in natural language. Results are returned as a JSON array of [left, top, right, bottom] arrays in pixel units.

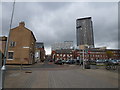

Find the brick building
[[74, 48, 120, 61], [6, 22, 36, 64], [0, 36, 7, 54], [51, 48, 120, 61], [35, 42, 45, 62], [0, 36, 7, 65], [51, 49, 74, 60]]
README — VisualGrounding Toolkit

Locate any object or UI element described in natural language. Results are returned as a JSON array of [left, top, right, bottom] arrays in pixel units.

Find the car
[[49, 59, 53, 62], [116, 60, 120, 65], [105, 60, 119, 65], [66, 60, 69, 64], [66, 60, 75, 64], [55, 60, 63, 65], [96, 60, 105, 63], [62, 60, 66, 64], [96, 59, 105, 65], [71, 60, 75, 64], [110, 60, 119, 65], [76, 59, 80, 65], [54, 60, 58, 64], [89, 60, 96, 65]]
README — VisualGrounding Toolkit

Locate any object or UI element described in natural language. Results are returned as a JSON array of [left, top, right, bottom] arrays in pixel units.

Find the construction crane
[[0, 0, 16, 89]]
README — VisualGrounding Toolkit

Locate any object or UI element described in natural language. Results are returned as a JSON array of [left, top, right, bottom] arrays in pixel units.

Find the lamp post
[[1, 0, 16, 89]]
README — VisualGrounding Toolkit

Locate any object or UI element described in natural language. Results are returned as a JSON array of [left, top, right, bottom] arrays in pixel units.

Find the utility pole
[[1, 0, 16, 89]]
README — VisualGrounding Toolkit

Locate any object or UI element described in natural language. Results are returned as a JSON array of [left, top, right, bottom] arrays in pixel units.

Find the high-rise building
[[76, 17, 94, 48]]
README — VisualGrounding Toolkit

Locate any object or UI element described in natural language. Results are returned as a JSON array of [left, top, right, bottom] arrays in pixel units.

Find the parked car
[[105, 60, 119, 65], [62, 60, 66, 64], [66, 60, 75, 64], [89, 60, 96, 65], [54, 60, 58, 64], [96, 59, 105, 65], [71, 60, 75, 64], [76, 59, 80, 65], [49, 59, 53, 62], [110, 60, 119, 65], [55, 60, 63, 65], [66, 60, 69, 64], [117, 60, 120, 65]]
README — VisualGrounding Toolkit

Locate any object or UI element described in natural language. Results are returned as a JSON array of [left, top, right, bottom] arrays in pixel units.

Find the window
[[10, 41, 16, 47], [8, 51, 14, 60]]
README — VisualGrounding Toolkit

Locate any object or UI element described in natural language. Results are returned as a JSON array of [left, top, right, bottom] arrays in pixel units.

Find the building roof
[[76, 17, 91, 21], [11, 22, 36, 41], [0, 36, 7, 41], [35, 42, 44, 49]]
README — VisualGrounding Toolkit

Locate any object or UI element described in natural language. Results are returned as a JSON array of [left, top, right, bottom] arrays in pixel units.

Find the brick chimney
[[19, 21, 25, 27]]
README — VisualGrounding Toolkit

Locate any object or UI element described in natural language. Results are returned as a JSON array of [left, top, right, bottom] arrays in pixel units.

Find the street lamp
[[0, 0, 16, 89]]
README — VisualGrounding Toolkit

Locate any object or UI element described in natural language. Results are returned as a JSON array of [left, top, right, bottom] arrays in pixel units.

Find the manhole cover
[[25, 71, 32, 73]]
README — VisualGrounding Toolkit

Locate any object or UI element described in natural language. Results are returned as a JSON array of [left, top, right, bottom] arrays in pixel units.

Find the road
[[4, 60, 119, 88]]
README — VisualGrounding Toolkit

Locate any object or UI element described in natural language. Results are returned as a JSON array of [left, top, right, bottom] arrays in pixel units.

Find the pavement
[[3, 61, 119, 88]]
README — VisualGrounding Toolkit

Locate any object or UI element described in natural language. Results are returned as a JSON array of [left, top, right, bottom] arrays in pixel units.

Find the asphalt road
[[4, 61, 119, 88]]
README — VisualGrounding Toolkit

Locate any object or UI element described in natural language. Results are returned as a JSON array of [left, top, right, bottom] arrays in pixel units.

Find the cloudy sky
[[1, 1, 118, 54]]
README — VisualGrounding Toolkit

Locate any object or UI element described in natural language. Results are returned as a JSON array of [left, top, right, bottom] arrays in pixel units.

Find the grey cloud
[[1, 2, 118, 54]]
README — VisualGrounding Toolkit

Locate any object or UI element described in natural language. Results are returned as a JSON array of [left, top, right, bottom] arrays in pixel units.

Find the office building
[[76, 17, 94, 48], [52, 41, 73, 50]]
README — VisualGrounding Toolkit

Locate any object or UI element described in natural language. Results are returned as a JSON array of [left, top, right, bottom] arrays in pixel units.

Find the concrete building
[[76, 17, 94, 48], [52, 41, 73, 50], [6, 22, 36, 64], [35, 42, 45, 62]]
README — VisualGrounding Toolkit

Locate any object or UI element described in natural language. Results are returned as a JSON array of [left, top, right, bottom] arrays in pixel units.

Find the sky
[[1, 1, 118, 54]]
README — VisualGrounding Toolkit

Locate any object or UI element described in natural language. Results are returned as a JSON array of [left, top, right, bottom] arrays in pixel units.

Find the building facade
[[76, 17, 94, 48], [0, 36, 7, 65], [75, 48, 120, 61], [52, 41, 73, 50], [51, 48, 120, 61], [6, 22, 36, 64], [0, 36, 7, 54], [51, 49, 74, 61], [35, 42, 45, 62]]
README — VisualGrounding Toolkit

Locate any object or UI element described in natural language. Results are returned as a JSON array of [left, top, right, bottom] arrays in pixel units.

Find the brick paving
[[3, 61, 119, 88], [4, 66, 118, 88]]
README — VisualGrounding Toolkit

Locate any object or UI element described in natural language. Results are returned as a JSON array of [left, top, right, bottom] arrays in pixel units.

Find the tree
[[106, 51, 113, 59]]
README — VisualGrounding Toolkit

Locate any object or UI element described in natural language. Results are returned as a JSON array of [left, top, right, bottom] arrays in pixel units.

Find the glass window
[[10, 41, 16, 47], [8, 52, 14, 60]]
